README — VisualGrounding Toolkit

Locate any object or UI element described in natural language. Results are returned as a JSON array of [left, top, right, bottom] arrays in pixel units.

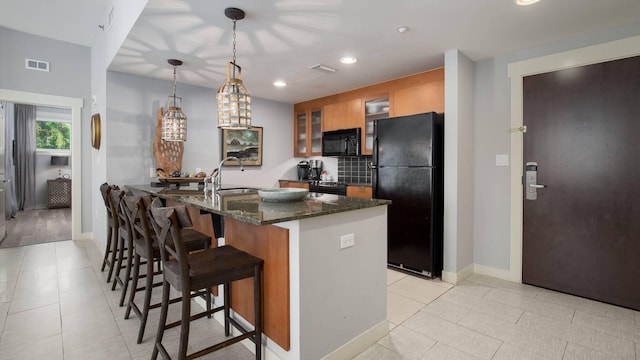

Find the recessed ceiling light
[[340, 57, 357, 65], [515, 0, 540, 5], [273, 80, 287, 87], [397, 26, 409, 33]]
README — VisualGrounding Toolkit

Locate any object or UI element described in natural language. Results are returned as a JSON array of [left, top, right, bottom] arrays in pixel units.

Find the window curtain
[[14, 104, 36, 211], [2, 103, 17, 218]]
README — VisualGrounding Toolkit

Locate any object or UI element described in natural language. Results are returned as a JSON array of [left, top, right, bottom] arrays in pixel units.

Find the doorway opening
[[0, 89, 83, 247]]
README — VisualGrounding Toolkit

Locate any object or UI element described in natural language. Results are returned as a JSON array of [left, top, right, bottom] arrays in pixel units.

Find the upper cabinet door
[[310, 109, 322, 155], [293, 108, 322, 157], [294, 110, 307, 156], [363, 96, 389, 155], [322, 98, 361, 132], [391, 81, 444, 118]]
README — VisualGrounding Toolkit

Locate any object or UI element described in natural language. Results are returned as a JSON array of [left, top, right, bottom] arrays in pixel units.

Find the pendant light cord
[[232, 19, 237, 79], [172, 65, 177, 107]]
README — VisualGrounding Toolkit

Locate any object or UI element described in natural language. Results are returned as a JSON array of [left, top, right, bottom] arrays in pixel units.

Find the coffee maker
[[297, 161, 310, 180], [308, 159, 323, 180]]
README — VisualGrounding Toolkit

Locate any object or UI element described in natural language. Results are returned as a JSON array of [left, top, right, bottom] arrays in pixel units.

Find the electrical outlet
[[340, 233, 355, 249]]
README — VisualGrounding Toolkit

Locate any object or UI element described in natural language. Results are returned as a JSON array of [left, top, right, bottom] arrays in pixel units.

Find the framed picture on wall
[[221, 126, 263, 166]]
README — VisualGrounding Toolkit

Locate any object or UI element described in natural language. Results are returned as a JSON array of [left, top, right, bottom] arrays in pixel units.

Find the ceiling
[[3, 0, 640, 104]]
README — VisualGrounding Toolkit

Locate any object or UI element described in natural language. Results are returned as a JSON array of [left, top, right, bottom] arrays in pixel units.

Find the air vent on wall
[[25, 58, 50, 72]]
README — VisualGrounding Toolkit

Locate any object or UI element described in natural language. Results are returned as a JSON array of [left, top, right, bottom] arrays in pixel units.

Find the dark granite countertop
[[127, 184, 390, 226], [279, 179, 372, 187]]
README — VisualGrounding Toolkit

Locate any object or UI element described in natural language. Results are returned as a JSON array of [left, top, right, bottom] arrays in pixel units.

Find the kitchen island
[[127, 184, 390, 360]]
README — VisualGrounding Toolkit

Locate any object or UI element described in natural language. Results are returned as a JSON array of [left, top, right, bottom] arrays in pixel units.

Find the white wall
[[90, 0, 149, 246], [105, 70, 295, 188], [472, 22, 640, 275], [0, 27, 89, 229], [442, 50, 475, 282]]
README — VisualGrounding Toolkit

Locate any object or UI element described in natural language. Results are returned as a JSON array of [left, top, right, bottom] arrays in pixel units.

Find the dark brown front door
[[522, 55, 640, 310]]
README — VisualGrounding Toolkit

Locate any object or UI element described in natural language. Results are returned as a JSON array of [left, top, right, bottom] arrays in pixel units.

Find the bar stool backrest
[[110, 189, 127, 231], [148, 200, 193, 277], [99, 183, 120, 220], [123, 194, 155, 251]]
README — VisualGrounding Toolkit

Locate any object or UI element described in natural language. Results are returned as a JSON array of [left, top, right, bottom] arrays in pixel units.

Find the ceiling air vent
[[25, 58, 50, 72], [309, 64, 336, 74]]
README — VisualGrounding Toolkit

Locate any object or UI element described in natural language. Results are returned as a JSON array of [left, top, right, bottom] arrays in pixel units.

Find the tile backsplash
[[338, 156, 372, 184]]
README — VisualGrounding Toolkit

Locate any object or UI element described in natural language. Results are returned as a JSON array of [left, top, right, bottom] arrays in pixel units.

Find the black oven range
[[308, 181, 347, 196]]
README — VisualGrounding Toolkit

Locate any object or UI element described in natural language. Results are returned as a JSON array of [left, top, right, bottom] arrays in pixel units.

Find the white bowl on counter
[[258, 188, 309, 202]]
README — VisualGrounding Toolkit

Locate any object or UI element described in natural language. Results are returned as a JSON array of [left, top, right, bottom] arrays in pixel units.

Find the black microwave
[[322, 128, 361, 156]]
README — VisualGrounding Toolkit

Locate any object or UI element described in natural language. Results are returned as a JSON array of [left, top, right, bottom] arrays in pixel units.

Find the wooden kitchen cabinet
[[294, 108, 322, 157], [294, 68, 444, 154], [322, 98, 361, 132], [279, 180, 310, 190], [362, 96, 389, 155], [391, 73, 444, 117], [346, 185, 372, 199]]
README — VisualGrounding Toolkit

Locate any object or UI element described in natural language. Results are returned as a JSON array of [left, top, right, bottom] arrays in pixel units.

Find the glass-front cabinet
[[294, 108, 322, 157], [310, 110, 322, 154], [363, 96, 389, 155], [295, 111, 307, 155]]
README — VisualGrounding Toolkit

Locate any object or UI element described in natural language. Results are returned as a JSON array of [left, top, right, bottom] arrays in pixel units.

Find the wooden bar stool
[[99, 183, 120, 283], [109, 189, 131, 298], [122, 195, 212, 344], [149, 203, 263, 360]]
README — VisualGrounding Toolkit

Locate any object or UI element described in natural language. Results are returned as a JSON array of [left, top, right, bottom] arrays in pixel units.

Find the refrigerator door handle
[[372, 136, 378, 166]]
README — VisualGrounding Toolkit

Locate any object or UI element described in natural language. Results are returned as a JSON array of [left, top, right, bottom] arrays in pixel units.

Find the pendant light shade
[[217, 7, 252, 129], [162, 59, 187, 141]]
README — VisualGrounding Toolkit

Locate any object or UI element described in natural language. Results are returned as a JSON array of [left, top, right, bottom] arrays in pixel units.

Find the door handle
[[525, 162, 547, 200]]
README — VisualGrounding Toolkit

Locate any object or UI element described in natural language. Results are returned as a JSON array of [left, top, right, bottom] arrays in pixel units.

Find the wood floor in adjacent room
[[0, 208, 71, 249]]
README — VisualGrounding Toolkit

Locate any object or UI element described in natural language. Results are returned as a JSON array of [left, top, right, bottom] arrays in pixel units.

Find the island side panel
[[224, 217, 291, 351], [297, 206, 388, 359]]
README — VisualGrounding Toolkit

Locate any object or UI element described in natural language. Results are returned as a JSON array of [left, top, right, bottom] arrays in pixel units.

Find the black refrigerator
[[372, 112, 444, 278]]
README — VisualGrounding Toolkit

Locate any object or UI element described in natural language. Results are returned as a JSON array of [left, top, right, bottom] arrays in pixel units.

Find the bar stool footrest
[[186, 331, 256, 360]]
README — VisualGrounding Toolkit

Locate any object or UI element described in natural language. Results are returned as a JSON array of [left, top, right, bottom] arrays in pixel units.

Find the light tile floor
[[360, 270, 640, 360], [1, 240, 639, 360]]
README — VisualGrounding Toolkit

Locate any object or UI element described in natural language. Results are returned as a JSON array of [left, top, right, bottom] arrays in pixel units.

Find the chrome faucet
[[214, 156, 244, 191]]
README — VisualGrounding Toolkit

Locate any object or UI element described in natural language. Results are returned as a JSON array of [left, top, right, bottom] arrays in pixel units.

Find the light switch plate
[[496, 154, 509, 167], [340, 234, 355, 249]]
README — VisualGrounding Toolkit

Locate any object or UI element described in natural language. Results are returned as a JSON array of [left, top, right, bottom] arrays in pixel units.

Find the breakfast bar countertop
[[126, 184, 390, 226]]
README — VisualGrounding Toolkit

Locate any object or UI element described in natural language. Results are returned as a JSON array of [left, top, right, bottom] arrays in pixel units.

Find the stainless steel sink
[[215, 187, 259, 196]]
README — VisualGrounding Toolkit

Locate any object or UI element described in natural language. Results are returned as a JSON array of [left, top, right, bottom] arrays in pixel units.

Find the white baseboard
[[197, 296, 389, 360], [442, 263, 517, 285], [473, 263, 517, 282], [441, 263, 474, 284], [321, 319, 389, 360]]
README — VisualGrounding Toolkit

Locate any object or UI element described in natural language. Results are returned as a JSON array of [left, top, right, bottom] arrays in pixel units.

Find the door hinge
[[510, 125, 527, 133]]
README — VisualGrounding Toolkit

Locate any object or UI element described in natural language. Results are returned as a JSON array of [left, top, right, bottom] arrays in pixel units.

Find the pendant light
[[161, 59, 187, 141], [217, 7, 252, 129]]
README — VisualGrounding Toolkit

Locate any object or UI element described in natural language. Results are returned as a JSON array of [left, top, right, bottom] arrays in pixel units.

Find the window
[[36, 120, 70, 150]]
